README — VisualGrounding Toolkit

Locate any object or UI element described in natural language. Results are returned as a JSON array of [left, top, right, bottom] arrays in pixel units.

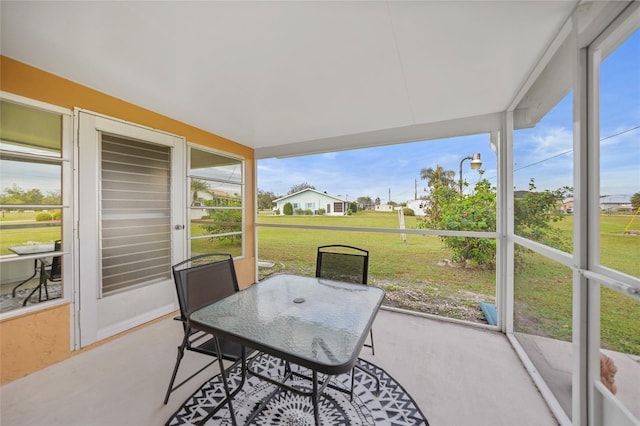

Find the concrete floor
[[0, 309, 558, 426]]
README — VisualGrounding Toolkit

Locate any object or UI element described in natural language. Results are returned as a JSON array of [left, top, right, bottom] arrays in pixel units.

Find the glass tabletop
[[8, 243, 56, 255], [189, 274, 385, 375]]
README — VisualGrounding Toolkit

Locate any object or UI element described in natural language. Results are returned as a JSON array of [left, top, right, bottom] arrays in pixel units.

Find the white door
[[77, 111, 185, 347]]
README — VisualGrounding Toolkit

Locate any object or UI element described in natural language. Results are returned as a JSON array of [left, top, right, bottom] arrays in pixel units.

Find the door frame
[[75, 109, 186, 348]]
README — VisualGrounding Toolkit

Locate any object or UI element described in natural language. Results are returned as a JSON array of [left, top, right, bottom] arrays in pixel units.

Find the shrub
[[417, 176, 569, 267], [273, 209, 280, 215], [304, 209, 313, 215], [283, 202, 293, 215], [35, 212, 53, 221], [514, 180, 571, 252], [346, 209, 353, 215], [418, 180, 496, 266], [403, 208, 415, 216], [200, 209, 242, 242], [294, 208, 305, 215], [52, 210, 62, 220], [317, 208, 326, 215], [349, 202, 358, 213]]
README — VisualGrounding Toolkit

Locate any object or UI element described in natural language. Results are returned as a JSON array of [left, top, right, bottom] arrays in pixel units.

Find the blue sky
[[258, 29, 639, 203], [258, 135, 497, 203]]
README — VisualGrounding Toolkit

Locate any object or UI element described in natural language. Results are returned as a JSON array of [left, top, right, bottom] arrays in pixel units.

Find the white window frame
[[186, 143, 245, 259], [0, 92, 74, 321]]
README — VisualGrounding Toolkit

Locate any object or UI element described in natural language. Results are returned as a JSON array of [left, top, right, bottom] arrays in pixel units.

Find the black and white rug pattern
[[0, 283, 61, 313], [167, 352, 429, 426]]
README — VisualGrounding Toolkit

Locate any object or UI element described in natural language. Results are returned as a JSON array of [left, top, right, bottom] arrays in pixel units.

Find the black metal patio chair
[[315, 244, 380, 397], [163, 253, 251, 404], [316, 244, 374, 355]]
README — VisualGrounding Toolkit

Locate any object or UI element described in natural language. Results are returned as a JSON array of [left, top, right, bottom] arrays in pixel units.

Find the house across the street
[[600, 195, 633, 212], [273, 189, 349, 215]]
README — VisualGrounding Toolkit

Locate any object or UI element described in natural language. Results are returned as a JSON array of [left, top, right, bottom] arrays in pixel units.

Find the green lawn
[[257, 211, 497, 322], [515, 214, 639, 354], [2, 209, 637, 354], [257, 211, 639, 355], [0, 210, 62, 255]]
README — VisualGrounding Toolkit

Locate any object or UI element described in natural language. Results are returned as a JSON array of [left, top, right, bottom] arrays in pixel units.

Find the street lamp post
[[459, 153, 482, 193]]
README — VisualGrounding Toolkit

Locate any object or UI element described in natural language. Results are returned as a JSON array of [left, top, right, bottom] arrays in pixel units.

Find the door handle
[[174, 224, 185, 230]]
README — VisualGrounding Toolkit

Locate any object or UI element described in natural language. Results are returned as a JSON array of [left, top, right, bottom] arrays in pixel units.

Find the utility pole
[[388, 188, 391, 203], [415, 179, 417, 200]]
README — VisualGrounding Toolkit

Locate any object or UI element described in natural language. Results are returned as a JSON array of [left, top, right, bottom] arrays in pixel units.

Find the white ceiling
[[1, 1, 577, 158]]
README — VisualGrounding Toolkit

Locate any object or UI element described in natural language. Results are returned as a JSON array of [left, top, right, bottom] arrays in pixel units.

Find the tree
[[0, 184, 58, 205], [420, 165, 457, 192], [42, 191, 61, 205], [288, 182, 315, 195], [632, 192, 640, 209], [283, 202, 294, 215], [357, 196, 373, 205], [190, 180, 209, 205], [417, 168, 569, 267], [374, 197, 381, 205], [514, 180, 571, 251], [418, 179, 496, 266], [349, 202, 358, 213], [257, 189, 278, 210]]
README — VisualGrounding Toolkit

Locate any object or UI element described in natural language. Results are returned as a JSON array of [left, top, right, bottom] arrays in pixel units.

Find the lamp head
[[470, 153, 482, 170]]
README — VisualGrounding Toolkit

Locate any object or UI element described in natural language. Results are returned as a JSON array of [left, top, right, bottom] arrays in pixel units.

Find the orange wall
[[0, 56, 257, 382], [0, 304, 70, 383]]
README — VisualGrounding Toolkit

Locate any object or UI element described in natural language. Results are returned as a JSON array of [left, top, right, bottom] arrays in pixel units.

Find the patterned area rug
[[0, 283, 61, 313], [167, 353, 428, 425]]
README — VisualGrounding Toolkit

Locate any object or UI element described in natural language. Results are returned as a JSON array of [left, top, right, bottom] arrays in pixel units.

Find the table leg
[[22, 260, 46, 306], [41, 261, 50, 301], [312, 370, 320, 426], [11, 259, 38, 297]]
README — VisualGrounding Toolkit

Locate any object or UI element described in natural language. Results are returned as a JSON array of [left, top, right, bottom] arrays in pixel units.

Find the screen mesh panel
[[317, 252, 367, 284], [100, 134, 171, 295]]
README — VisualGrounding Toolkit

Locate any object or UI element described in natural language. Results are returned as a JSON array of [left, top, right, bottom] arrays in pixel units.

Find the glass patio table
[[189, 273, 385, 425], [8, 243, 56, 306]]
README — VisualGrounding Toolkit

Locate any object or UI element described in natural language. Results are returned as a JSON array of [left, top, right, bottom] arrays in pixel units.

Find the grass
[[257, 211, 639, 355], [1, 209, 637, 354], [0, 210, 62, 255], [0, 227, 61, 256], [515, 214, 639, 354], [257, 211, 497, 323], [0, 210, 49, 222]]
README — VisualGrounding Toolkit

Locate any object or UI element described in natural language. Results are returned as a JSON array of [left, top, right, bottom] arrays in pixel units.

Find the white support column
[[501, 114, 515, 334], [572, 31, 592, 426]]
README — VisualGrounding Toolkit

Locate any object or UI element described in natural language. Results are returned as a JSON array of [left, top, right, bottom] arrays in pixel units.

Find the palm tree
[[420, 165, 457, 191], [191, 180, 209, 206]]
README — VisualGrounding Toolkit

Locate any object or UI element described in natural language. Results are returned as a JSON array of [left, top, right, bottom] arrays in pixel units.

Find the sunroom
[[0, 2, 638, 425]]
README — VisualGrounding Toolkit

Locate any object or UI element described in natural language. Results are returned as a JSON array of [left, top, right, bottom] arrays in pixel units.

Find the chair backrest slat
[[50, 240, 62, 279], [172, 253, 239, 317], [315, 244, 369, 284]]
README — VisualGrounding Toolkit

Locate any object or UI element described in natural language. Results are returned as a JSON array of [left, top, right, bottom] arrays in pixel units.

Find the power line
[[484, 124, 640, 182], [514, 149, 572, 173], [600, 125, 640, 142]]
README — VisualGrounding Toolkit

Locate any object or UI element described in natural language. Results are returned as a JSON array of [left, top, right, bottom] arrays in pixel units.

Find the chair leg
[[369, 328, 375, 355], [164, 333, 189, 404], [350, 368, 356, 401]]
